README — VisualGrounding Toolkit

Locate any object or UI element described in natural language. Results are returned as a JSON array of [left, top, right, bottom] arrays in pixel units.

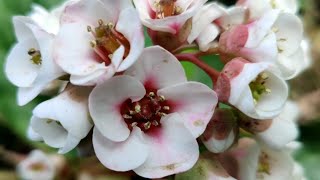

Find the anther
[[28, 48, 36, 56], [123, 114, 132, 119], [131, 122, 138, 127], [159, 95, 166, 102], [90, 41, 97, 48], [144, 121, 152, 130], [129, 110, 136, 115], [163, 106, 170, 111], [152, 120, 159, 126], [87, 26, 92, 32], [261, 73, 268, 80], [135, 105, 141, 113], [98, 19, 104, 25], [148, 92, 155, 98], [266, 88, 271, 93], [157, 112, 167, 117]]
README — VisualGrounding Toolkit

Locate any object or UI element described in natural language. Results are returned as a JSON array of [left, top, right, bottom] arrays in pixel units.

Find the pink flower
[[54, 0, 144, 85], [89, 46, 218, 178], [215, 58, 288, 119]]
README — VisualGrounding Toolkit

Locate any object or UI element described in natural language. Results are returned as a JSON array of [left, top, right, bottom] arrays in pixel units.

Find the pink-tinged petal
[[220, 138, 260, 180], [134, 113, 199, 178], [32, 86, 93, 153], [70, 66, 116, 86], [158, 82, 217, 138], [245, 10, 279, 48], [196, 24, 220, 52], [125, 46, 187, 89], [93, 127, 149, 171], [142, 0, 207, 34], [61, 0, 114, 25], [5, 39, 40, 87], [116, 8, 144, 72], [54, 22, 110, 78], [273, 13, 303, 56], [241, 32, 278, 63], [201, 109, 237, 153], [187, 3, 225, 43], [216, 7, 246, 30], [236, 0, 271, 20], [256, 102, 299, 149], [89, 75, 146, 142], [12, 16, 36, 41]]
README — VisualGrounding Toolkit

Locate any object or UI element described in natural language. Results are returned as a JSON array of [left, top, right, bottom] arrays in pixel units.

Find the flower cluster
[[5, 0, 310, 179]]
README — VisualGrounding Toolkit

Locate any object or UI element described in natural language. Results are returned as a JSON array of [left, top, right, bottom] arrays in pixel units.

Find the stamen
[[159, 95, 166, 102], [28, 48, 42, 65], [249, 72, 271, 104], [144, 121, 152, 130], [149, 92, 155, 98], [152, 120, 159, 126], [135, 105, 141, 113], [123, 114, 132, 119], [163, 106, 170, 111]]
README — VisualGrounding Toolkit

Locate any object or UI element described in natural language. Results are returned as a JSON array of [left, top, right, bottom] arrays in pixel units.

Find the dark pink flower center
[[120, 90, 172, 133]]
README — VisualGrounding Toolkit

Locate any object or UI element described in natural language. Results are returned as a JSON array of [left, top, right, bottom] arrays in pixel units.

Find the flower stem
[[175, 53, 220, 86]]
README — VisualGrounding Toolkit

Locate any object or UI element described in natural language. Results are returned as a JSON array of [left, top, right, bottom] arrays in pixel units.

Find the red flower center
[[120, 90, 172, 132]]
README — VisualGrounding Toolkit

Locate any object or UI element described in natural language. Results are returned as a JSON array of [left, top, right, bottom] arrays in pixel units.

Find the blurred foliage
[[0, 0, 319, 180]]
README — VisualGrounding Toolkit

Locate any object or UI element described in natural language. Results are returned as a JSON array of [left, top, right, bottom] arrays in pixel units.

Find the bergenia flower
[[215, 58, 288, 119], [220, 138, 296, 180], [30, 85, 93, 154], [54, 0, 144, 85], [219, 9, 304, 79], [5, 17, 65, 106], [17, 150, 55, 180], [201, 108, 237, 153], [89, 46, 218, 178], [240, 101, 299, 149], [187, 3, 225, 51], [133, 0, 207, 34], [236, 0, 298, 20]]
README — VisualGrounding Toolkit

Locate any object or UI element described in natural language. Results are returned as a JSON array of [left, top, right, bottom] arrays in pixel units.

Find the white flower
[[30, 85, 93, 154], [54, 0, 144, 85], [201, 108, 237, 153], [17, 150, 55, 180], [219, 10, 304, 79], [187, 3, 225, 51], [133, 0, 207, 34], [89, 46, 218, 178], [220, 138, 297, 180], [215, 58, 288, 119], [5, 17, 65, 106]]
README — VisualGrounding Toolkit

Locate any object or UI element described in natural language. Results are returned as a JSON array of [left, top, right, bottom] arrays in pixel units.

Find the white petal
[[134, 113, 199, 178], [272, 0, 298, 14], [274, 13, 303, 56], [93, 127, 149, 171], [132, 0, 152, 20], [12, 16, 37, 42], [89, 75, 146, 142], [116, 8, 144, 72], [187, 3, 224, 43], [125, 46, 187, 89], [217, 7, 246, 30], [236, 0, 271, 20], [276, 47, 304, 79], [245, 10, 280, 48], [5, 39, 40, 87], [54, 22, 108, 77], [32, 86, 93, 153], [27, 124, 43, 141], [256, 102, 299, 149], [196, 24, 220, 52], [158, 82, 218, 138]]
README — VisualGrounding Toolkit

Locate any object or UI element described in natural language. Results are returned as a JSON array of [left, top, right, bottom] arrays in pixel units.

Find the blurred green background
[[0, 0, 320, 179]]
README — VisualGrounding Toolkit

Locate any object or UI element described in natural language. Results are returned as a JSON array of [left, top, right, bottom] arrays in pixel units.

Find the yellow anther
[[159, 95, 166, 101], [98, 19, 104, 25], [123, 114, 132, 119], [90, 41, 97, 48], [144, 121, 152, 130], [149, 92, 155, 97], [163, 106, 170, 111], [135, 105, 141, 113]]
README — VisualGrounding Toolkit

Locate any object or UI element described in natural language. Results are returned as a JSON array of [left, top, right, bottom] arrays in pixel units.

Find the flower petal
[[89, 75, 146, 142], [116, 8, 144, 72], [125, 46, 187, 89], [203, 131, 235, 153], [196, 24, 220, 52], [93, 127, 149, 171], [134, 113, 199, 178], [158, 82, 218, 137]]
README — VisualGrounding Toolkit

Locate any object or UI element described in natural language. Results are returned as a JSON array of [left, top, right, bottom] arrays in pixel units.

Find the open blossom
[[219, 9, 303, 79], [5, 17, 65, 106], [215, 58, 288, 119], [89, 46, 218, 178], [17, 150, 55, 180], [201, 108, 237, 153], [187, 3, 225, 51], [219, 138, 297, 180], [30, 85, 93, 154], [54, 0, 144, 85]]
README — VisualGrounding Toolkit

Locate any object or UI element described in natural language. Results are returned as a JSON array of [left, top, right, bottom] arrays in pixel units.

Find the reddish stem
[[175, 53, 220, 86]]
